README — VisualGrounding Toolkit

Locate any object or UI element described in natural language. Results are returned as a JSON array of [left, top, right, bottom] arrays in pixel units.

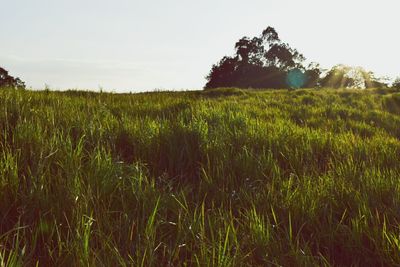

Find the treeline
[[205, 27, 398, 90], [2, 26, 400, 91]]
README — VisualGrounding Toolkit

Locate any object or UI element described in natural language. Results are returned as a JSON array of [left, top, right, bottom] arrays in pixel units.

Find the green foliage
[[1, 87, 400, 266]]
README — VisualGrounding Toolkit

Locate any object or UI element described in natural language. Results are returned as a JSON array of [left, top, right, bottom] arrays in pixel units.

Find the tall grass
[[1, 87, 400, 266]]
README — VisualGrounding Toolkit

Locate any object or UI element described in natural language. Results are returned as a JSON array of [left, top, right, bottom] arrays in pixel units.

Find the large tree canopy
[[0, 67, 25, 89], [205, 27, 319, 89]]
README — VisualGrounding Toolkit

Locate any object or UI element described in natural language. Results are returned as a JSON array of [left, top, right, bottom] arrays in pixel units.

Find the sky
[[1, 0, 400, 92]]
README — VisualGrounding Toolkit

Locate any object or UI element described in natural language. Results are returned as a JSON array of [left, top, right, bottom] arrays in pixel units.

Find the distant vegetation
[[205, 27, 390, 90], [0, 26, 396, 92], [0, 67, 25, 89], [1, 88, 400, 266]]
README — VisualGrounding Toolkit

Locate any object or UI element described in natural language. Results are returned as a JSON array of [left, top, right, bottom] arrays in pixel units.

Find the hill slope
[[1, 88, 400, 266]]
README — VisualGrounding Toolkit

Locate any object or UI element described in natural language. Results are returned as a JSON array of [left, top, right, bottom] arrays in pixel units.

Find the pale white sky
[[1, 0, 399, 91]]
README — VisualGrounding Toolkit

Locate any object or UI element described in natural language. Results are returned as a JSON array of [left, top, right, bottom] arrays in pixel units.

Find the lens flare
[[286, 69, 306, 89]]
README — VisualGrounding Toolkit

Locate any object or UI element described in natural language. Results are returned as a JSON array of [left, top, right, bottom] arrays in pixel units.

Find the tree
[[205, 56, 238, 88], [304, 63, 322, 87], [320, 65, 388, 89], [320, 65, 352, 89], [234, 37, 264, 65], [392, 77, 400, 89], [0, 67, 25, 89], [205, 27, 319, 89]]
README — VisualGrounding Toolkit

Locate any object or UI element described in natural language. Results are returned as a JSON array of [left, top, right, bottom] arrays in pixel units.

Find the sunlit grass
[[1, 87, 400, 266]]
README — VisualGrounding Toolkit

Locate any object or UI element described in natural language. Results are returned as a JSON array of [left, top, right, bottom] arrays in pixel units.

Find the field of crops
[[1, 87, 400, 266]]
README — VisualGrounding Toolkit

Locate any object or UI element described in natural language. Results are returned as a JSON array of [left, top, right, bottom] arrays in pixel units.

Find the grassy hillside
[[1, 87, 400, 266]]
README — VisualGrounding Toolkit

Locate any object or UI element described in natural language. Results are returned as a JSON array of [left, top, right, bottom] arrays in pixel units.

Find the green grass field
[[1, 87, 400, 266]]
